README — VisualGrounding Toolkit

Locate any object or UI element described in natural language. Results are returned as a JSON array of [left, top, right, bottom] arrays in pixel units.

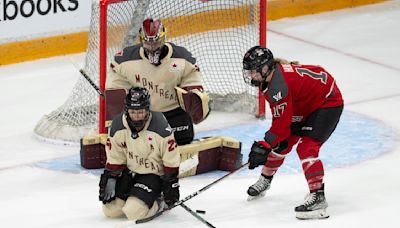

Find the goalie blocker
[[175, 86, 210, 124]]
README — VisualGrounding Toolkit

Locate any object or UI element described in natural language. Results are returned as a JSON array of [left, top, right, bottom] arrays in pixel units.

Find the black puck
[[195, 210, 206, 214]]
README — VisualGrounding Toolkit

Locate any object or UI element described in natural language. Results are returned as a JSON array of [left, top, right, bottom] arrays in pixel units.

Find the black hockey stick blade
[[180, 203, 216, 228]]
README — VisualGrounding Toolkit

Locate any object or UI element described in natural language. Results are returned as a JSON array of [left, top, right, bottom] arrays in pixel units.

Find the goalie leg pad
[[179, 137, 222, 178], [218, 137, 242, 172], [175, 87, 210, 124], [178, 136, 243, 178], [80, 134, 108, 169]]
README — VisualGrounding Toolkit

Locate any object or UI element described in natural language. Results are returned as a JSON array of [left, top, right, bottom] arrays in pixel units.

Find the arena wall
[[0, 0, 386, 66]]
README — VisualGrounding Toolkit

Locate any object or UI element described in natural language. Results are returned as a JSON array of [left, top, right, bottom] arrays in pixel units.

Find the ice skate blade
[[295, 208, 329, 220], [247, 191, 266, 201]]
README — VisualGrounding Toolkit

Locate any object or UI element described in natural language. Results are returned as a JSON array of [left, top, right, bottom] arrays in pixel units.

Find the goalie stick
[[135, 162, 249, 224], [79, 69, 105, 97], [61, 55, 105, 98]]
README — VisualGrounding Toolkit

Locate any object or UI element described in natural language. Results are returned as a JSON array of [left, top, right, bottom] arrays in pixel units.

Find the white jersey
[[106, 43, 202, 112], [105, 112, 180, 175]]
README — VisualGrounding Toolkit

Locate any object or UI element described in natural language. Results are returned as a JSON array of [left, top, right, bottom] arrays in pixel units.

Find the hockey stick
[[136, 162, 249, 224], [61, 54, 105, 98], [180, 203, 216, 228], [79, 69, 105, 97]]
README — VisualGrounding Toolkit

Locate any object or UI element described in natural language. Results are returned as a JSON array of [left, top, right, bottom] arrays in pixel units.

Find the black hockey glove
[[162, 171, 180, 207], [99, 170, 118, 204], [272, 140, 289, 154], [248, 141, 271, 169]]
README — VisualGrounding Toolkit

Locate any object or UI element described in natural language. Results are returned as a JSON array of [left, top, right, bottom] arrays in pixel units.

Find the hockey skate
[[295, 185, 329, 219], [247, 174, 272, 201]]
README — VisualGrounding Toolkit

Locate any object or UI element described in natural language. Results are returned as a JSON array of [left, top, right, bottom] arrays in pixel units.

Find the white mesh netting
[[34, 0, 262, 143]]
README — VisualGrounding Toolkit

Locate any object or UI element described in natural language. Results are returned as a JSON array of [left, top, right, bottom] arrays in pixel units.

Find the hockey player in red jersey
[[242, 46, 343, 219]]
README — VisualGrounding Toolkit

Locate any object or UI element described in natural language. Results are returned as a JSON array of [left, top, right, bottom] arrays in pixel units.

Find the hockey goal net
[[34, 0, 266, 143]]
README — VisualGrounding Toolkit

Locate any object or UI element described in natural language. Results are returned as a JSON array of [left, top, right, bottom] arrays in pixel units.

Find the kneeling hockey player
[[98, 87, 180, 221]]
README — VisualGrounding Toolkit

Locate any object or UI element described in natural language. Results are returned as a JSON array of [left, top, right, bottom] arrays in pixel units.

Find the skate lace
[[303, 192, 317, 206], [251, 176, 271, 192]]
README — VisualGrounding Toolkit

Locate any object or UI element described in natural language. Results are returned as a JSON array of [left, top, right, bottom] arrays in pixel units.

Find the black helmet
[[125, 87, 151, 130], [125, 87, 150, 111], [242, 46, 275, 86]]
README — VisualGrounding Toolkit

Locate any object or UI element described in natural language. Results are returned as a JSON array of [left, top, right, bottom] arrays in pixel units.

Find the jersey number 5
[[295, 68, 328, 84]]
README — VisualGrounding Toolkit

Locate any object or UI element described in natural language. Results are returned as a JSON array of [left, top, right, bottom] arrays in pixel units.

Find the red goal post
[[98, 0, 267, 134]]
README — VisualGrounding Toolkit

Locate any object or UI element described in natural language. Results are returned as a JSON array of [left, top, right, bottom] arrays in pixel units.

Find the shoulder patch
[[109, 113, 125, 137], [169, 42, 197, 64], [148, 112, 173, 137], [267, 67, 288, 103], [114, 44, 142, 64]]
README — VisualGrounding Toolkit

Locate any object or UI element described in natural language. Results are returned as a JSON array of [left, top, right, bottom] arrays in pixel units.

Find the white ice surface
[[1, 1, 400, 227]]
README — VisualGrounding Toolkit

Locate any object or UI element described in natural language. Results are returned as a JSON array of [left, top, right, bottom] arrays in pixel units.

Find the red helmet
[[139, 18, 166, 53]]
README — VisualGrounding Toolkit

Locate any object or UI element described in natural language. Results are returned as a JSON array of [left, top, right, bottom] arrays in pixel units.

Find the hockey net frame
[[34, 0, 267, 143]]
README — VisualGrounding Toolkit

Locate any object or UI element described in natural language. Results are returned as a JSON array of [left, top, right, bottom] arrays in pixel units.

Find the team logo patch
[[170, 62, 180, 72], [273, 91, 282, 101], [255, 49, 264, 56]]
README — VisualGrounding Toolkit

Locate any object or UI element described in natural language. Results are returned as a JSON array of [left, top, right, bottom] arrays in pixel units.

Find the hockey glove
[[272, 140, 289, 154], [99, 171, 118, 204], [248, 141, 271, 169], [162, 172, 180, 207]]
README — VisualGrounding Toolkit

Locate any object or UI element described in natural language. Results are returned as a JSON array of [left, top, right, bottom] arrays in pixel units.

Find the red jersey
[[262, 63, 343, 146]]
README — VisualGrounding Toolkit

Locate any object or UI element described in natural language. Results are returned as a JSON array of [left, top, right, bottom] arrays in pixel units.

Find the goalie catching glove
[[175, 86, 210, 124]]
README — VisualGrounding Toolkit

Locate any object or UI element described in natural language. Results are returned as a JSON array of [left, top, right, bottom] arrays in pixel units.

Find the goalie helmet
[[125, 87, 151, 129], [139, 18, 167, 65], [242, 46, 275, 86]]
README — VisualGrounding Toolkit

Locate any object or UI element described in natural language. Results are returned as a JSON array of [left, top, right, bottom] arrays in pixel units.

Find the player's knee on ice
[[122, 197, 159, 221], [102, 198, 125, 218]]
